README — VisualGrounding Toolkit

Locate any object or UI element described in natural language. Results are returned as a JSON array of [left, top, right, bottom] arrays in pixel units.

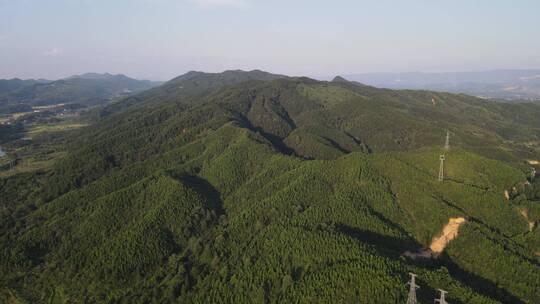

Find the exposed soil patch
[[430, 217, 466, 253], [519, 208, 536, 232], [402, 217, 466, 260]]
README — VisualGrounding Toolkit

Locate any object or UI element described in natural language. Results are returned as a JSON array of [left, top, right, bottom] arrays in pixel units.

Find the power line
[[406, 273, 420, 304], [435, 289, 449, 304], [438, 155, 445, 182]]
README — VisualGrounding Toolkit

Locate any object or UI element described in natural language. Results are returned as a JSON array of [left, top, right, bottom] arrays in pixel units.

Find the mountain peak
[[66, 73, 131, 81], [169, 69, 286, 86], [332, 75, 349, 82]]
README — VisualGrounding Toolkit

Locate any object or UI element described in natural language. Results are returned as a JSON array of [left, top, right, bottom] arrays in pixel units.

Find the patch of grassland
[[26, 123, 88, 137]]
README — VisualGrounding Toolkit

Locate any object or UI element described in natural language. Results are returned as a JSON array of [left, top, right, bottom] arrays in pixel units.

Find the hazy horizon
[[1, 0, 540, 80], [4, 68, 540, 83]]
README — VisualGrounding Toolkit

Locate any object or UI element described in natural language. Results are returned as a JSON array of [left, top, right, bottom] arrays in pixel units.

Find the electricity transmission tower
[[406, 273, 420, 304], [444, 130, 450, 150], [434, 289, 449, 304], [438, 155, 445, 182], [532, 168, 536, 183]]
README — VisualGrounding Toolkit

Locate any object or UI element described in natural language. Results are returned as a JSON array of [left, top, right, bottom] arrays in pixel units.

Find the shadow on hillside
[[335, 224, 525, 304], [333, 225, 453, 303], [336, 224, 419, 259], [250, 125, 297, 156], [167, 172, 225, 216], [438, 252, 526, 304], [236, 114, 297, 156]]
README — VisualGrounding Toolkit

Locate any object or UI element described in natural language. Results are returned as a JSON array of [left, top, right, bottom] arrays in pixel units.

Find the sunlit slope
[[373, 147, 539, 302], [2, 72, 540, 303], [192, 149, 500, 303], [4, 121, 529, 303], [96, 74, 540, 162], [60, 76, 540, 190], [100, 70, 287, 115]]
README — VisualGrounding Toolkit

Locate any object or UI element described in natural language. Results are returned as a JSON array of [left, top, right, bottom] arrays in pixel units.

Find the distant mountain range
[[0, 73, 161, 113], [4, 69, 539, 116], [341, 69, 540, 100]]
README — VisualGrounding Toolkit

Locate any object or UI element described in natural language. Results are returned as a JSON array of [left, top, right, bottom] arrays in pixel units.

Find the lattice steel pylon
[[434, 289, 449, 304], [438, 155, 445, 182], [532, 168, 536, 183], [406, 273, 420, 304], [444, 130, 450, 150]]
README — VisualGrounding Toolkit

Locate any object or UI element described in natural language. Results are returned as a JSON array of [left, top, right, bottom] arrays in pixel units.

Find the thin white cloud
[[44, 47, 63, 56], [187, 0, 247, 9]]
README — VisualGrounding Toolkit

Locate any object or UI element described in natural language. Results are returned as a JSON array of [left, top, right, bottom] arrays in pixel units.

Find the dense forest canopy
[[1, 70, 540, 303]]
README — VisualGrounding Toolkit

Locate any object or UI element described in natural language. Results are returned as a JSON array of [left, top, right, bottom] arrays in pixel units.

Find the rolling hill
[[1, 70, 539, 303]]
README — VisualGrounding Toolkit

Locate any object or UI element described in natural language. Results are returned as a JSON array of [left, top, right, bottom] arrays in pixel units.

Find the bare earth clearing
[[430, 217, 467, 253]]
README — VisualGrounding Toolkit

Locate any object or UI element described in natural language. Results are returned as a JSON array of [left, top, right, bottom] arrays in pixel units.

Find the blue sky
[[1, 0, 539, 80]]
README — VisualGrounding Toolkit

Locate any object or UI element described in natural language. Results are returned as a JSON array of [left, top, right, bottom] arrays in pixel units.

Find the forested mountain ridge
[[0, 73, 160, 111], [98, 69, 287, 116], [98, 72, 540, 161], [0, 78, 48, 95], [1, 71, 539, 303]]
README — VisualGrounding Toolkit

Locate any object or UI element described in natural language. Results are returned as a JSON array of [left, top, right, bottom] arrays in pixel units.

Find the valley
[[0, 102, 88, 177]]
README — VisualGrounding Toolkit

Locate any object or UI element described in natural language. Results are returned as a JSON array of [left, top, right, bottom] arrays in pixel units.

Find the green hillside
[[98, 70, 286, 116], [1, 71, 539, 303]]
